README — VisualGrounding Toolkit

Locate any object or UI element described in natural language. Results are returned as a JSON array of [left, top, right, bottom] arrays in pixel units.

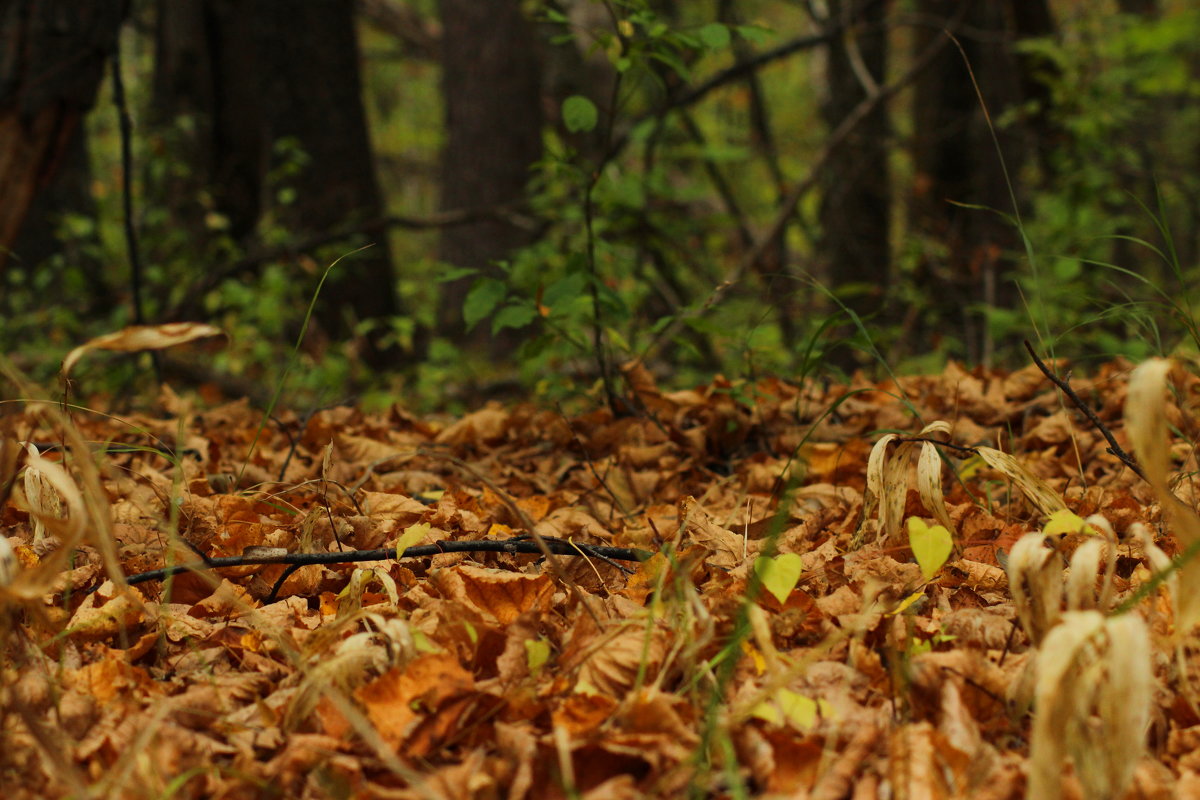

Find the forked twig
[[1023, 339, 1146, 482]]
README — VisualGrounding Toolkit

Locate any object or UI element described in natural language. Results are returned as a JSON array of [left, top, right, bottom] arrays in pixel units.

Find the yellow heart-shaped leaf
[[754, 553, 803, 604], [907, 517, 952, 580]]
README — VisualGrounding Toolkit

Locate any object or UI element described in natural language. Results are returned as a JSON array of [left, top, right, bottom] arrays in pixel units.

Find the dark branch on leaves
[[119, 536, 654, 602], [895, 437, 980, 457], [1022, 339, 1147, 482]]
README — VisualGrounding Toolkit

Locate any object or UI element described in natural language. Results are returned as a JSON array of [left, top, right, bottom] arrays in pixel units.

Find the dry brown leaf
[[61, 322, 223, 377]]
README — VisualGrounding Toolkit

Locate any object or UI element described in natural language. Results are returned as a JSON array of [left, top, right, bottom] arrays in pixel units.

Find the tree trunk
[[153, 0, 401, 365], [909, 0, 1055, 364], [0, 0, 122, 278], [818, 0, 891, 336], [436, 0, 543, 353]]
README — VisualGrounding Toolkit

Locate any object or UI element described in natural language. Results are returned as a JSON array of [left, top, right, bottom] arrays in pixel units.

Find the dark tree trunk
[[909, 0, 1055, 364], [0, 0, 122, 279], [1109, 0, 1166, 275], [818, 0, 891, 333], [1116, 0, 1158, 16], [154, 0, 401, 366], [436, 0, 543, 353], [150, 0, 225, 238], [11, 118, 100, 280]]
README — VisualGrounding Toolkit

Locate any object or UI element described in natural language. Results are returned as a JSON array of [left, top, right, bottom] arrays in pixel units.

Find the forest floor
[[3, 355, 1199, 799]]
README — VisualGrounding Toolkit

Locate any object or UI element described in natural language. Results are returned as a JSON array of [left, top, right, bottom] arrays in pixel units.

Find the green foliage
[[7, 2, 1200, 412], [453, 0, 853, 401], [1003, 8, 1200, 361], [561, 96, 599, 133]]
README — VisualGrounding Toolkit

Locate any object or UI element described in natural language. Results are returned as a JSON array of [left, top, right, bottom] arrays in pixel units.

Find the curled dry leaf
[[1006, 533, 1062, 646], [864, 420, 954, 544], [679, 495, 758, 568], [974, 447, 1066, 517], [61, 323, 224, 378], [915, 421, 954, 535], [18, 443, 84, 545]]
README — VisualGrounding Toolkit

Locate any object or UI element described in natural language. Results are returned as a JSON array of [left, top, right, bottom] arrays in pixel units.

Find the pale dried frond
[[1028, 611, 1152, 800], [1125, 358, 1200, 631], [1065, 539, 1105, 612], [1006, 533, 1062, 646]]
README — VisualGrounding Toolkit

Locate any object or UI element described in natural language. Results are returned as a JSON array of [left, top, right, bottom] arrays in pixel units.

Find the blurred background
[[1, 0, 1197, 410]]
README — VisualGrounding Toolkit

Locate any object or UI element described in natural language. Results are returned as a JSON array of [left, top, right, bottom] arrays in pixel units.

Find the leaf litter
[[2, 357, 1200, 797]]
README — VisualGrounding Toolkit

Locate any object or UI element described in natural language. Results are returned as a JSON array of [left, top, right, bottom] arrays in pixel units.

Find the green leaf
[[492, 303, 537, 334], [436, 265, 479, 283], [1043, 509, 1099, 537], [412, 629, 438, 653], [697, 23, 731, 49], [649, 50, 691, 81], [736, 24, 770, 45], [750, 689, 827, 729], [395, 522, 431, 559], [543, 272, 587, 309], [562, 95, 599, 133], [525, 638, 550, 673], [604, 325, 631, 353], [906, 517, 953, 580], [754, 553, 803, 604], [649, 315, 675, 334], [462, 278, 507, 331]]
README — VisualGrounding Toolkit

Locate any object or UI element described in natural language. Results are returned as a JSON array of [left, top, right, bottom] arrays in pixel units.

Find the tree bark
[[818, 0, 891, 331], [153, 0, 401, 365], [909, 0, 1055, 363], [0, 0, 122, 277], [436, 0, 543, 352]]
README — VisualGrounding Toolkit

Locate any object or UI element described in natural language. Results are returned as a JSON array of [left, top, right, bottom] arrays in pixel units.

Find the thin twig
[[117, 537, 652, 590], [894, 437, 980, 457], [1022, 339, 1147, 482], [110, 39, 161, 383], [427, 451, 608, 626], [555, 404, 631, 518], [603, 29, 842, 165]]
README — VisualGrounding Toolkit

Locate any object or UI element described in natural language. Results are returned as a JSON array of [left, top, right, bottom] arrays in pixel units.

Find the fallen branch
[[120, 536, 653, 601], [1023, 339, 1147, 483]]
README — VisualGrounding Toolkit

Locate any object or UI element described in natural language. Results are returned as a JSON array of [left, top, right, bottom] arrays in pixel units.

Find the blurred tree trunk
[[818, 0, 891, 345], [1110, 0, 1164, 274], [154, 0, 401, 366], [436, 0, 543, 353], [1116, 0, 1158, 15], [0, 1, 122, 281], [909, 0, 1055, 364]]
